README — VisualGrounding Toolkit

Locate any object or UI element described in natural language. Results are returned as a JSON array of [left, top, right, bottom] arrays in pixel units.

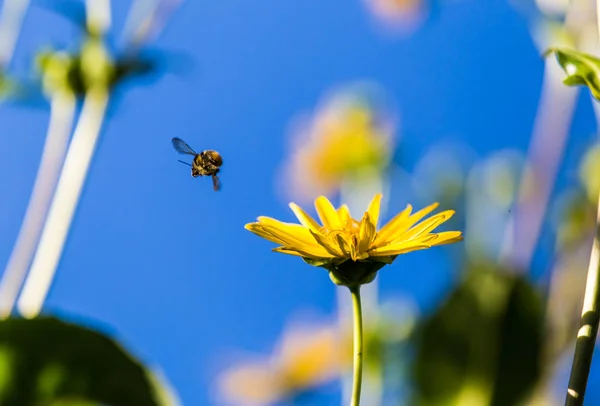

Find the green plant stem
[[349, 285, 363, 406], [565, 198, 600, 406], [565, 2, 600, 403]]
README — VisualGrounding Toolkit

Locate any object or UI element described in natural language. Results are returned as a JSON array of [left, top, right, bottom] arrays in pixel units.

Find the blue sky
[[1, 0, 599, 404]]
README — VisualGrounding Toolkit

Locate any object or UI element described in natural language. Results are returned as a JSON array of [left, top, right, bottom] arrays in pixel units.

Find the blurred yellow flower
[[281, 86, 395, 202], [246, 193, 462, 286], [217, 324, 350, 405]]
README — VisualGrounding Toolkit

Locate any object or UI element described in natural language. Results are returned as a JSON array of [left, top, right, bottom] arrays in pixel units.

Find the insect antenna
[[178, 160, 192, 167]]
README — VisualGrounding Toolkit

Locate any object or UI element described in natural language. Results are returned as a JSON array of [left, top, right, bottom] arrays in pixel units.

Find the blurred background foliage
[[1, 0, 600, 405]]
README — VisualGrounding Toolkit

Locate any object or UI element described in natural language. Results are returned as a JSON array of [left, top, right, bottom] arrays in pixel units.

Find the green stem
[[565, 200, 600, 406], [566, 5, 600, 401], [349, 285, 363, 406]]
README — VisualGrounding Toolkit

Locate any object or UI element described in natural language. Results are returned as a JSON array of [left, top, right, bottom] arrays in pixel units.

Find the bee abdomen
[[201, 150, 223, 167]]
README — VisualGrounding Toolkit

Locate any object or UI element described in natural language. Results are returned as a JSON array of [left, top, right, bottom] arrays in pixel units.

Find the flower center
[[319, 218, 375, 259]]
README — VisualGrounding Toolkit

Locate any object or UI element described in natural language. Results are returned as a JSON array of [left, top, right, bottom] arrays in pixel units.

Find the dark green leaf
[[0, 316, 175, 406], [409, 264, 544, 406], [545, 47, 600, 100]]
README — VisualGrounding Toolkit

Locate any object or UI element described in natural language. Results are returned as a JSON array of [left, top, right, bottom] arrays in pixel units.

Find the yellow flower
[[216, 323, 350, 405], [245, 193, 462, 286], [281, 86, 395, 202]]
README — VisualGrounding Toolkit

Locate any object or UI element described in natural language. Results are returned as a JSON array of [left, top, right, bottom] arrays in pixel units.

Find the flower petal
[[247, 218, 332, 257], [334, 233, 355, 260], [289, 202, 322, 232], [369, 241, 432, 256], [395, 210, 455, 242], [376, 203, 440, 245], [315, 196, 342, 230], [374, 204, 412, 245], [255, 217, 316, 244], [337, 204, 352, 227], [366, 193, 382, 228], [431, 231, 463, 246], [358, 212, 376, 254], [245, 223, 288, 245], [272, 245, 335, 260], [309, 230, 345, 257], [250, 225, 320, 252]]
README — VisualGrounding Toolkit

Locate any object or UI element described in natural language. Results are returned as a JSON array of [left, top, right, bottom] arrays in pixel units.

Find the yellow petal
[[255, 217, 316, 244], [334, 233, 354, 260], [251, 225, 322, 253], [358, 212, 376, 254], [375, 204, 413, 241], [248, 218, 332, 257], [366, 193, 382, 228], [289, 202, 322, 232], [414, 234, 439, 244], [376, 203, 438, 244], [431, 231, 463, 246], [245, 223, 288, 245], [396, 210, 455, 242], [309, 230, 345, 257], [337, 204, 352, 226], [369, 241, 432, 256], [272, 246, 335, 259], [315, 196, 342, 230]]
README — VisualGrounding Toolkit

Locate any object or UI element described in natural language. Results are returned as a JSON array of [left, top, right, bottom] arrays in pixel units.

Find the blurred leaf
[[554, 188, 595, 251], [579, 143, 600, 203], [545, 47, 600, 100], [410, 264, 544, 406], [0, 316, 170, 406], [0, 73, 14, 98]]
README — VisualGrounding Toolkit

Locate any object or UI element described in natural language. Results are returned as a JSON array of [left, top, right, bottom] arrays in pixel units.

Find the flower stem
[[349, 285, 363, 406], [0, 0, 31, 67], [564, 2, 600, 403], [0, 92, 76, 318], [565, 196, 600, 406], [16, 88, 109, 318]]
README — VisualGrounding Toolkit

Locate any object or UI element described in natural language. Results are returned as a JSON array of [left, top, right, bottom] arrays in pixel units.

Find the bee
[[172, 137, 223, 191]]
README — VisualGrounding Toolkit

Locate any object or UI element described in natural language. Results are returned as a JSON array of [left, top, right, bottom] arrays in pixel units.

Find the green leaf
[[409, 264, 544, 406], [545, 47, 600, 100], [301, 257, 330, 267], [0, 316, 176, 406]]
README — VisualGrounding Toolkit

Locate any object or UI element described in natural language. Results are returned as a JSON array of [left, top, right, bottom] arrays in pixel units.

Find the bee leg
[[212, 175, 221, 191]]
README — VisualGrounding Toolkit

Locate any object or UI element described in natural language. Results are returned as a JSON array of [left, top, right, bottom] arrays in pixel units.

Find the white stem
[[85, 0, 112, 34], [121, 0, 156, 45], [0, 0, 30, 67], [581, 205, 600, 317], [0, 93, 76, 318], [597, 0, 600, 46], [499, 58, 578, 270], [121, 0, 183, 50], [16, 89, 109, 318]]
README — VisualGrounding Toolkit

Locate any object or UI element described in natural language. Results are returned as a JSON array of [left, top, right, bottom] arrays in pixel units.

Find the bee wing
[[172, 137, 197, 155], [212, 175, 221, 191]]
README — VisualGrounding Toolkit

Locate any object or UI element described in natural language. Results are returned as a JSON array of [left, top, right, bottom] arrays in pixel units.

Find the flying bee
[[172, 137, 223, 191]]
